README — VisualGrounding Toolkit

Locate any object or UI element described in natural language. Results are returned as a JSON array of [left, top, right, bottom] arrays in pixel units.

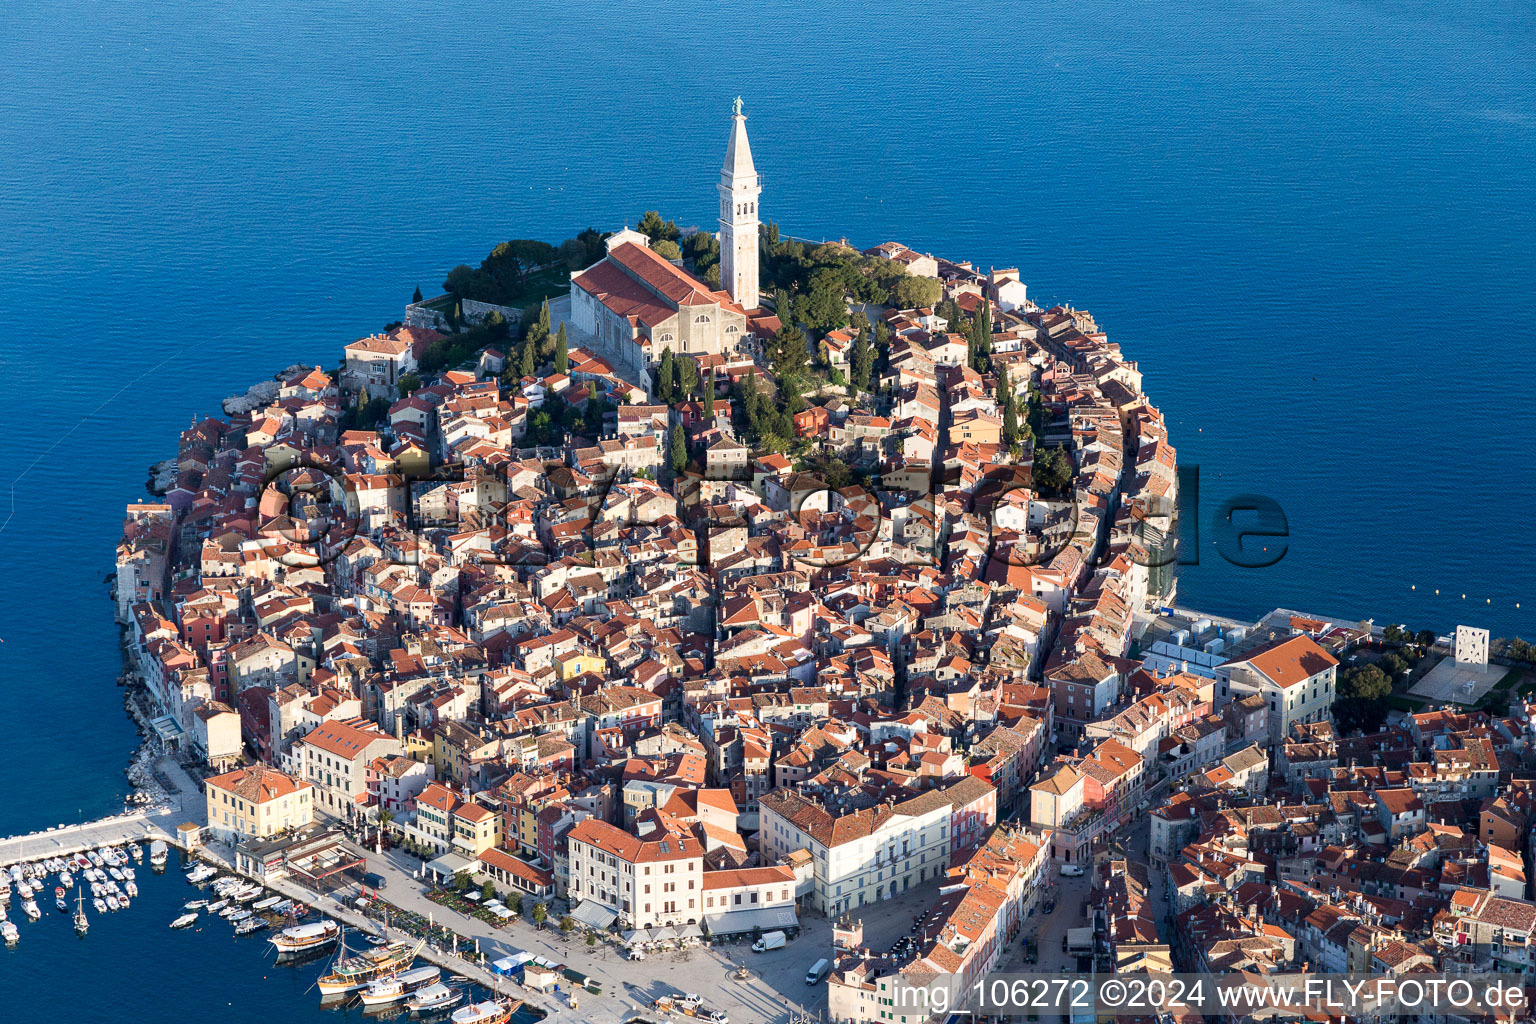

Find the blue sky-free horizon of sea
[[0, 0, 1533, 847]]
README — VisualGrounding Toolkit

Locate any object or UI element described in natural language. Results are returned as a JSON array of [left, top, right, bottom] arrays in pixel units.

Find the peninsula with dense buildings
[[112, 100, 1536, 1024]]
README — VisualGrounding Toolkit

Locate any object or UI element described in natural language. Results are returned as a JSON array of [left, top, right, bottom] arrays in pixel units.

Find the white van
[[1059, 863, 1085, 877], [806, 958, 831, 985]]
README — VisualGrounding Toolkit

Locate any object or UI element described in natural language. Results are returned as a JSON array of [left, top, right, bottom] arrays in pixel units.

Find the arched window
[[658, 333, 673, 345], [693, 314, 711, 324], [725, 324, 739, 334]]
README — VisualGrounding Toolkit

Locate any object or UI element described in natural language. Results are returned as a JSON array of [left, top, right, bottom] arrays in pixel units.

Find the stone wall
[[461, 299, 523, 329]]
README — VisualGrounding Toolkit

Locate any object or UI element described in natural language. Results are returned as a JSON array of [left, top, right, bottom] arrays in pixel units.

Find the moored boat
[[252, 895, 282, 911], [22, 900, 41, 921], [234, 916, 268, 935], [2, 921, 18, 946], [170, 912, 198, 929], [316, 938, 422, 995], [360, 965, 442, 1006], [149, 841, 168, 866], [449, 1000, 514, 1024], [406, 983, 463, 1014], [270, 919, 341, 954]]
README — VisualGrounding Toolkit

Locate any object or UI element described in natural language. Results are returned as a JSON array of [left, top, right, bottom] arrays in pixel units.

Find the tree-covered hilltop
[[437, 228, 609, 312]]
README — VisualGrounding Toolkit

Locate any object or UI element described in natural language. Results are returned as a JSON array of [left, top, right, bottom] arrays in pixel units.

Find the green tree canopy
[[652, 238, 682, 261], [637, 210, 680, 243], [484, 239, 556, 291], [768, 324, 809, 380]]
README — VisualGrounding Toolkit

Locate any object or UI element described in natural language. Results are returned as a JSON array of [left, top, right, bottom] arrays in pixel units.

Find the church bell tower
[[718, 97, 761, 311]]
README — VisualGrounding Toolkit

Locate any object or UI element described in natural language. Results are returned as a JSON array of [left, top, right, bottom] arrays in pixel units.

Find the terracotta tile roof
[[1240, 635, 1338, 689], [205, 764, 310, 804]]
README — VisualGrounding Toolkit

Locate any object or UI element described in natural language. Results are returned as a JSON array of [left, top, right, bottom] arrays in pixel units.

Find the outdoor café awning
[[425, 851, 476, 881], [622, 928, 651, 945], [677, 923, 704, 939], [703, 906, 798, 935], [650, 926, 677, 942], [569, 899, 618, 930]]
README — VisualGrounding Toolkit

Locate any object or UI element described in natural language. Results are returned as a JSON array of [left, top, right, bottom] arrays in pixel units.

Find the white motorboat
[[449, 1000, 514, 1024], [207, 900, 229, 912], [2, 921, 18, 946], [126, 882, 139, 898], [184, 899, 208, 910], [23, 900, 41, 921], [406, 983, 464, 1013], [252, 895, 282, 911], [93, 898, 106, 914], [129, 844, 143, 862], [360, 964, 442, 1006], [59, 870, 73, 889], [171, 912, 198, 929], [227, 909, 252, 923], [234, 916, 268, 935], [149, 841, 169, 866]]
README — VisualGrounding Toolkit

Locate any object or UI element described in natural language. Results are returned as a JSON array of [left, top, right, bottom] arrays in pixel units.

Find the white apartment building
[[1217, 635, 1339, 745], [758, 788, 955, 916], [566, 816, 705, 930]]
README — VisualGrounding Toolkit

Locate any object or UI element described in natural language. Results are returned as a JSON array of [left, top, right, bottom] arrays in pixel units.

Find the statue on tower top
[[732, 96, 744, 117]]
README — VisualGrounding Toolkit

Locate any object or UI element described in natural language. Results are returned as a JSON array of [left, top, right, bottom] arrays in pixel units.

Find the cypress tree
[[658, 348, 675, 403], [554, 323, 569, 374], [669, 424, 688, 473], [851, 326, 873, 393], [702, 369, 715, 416]]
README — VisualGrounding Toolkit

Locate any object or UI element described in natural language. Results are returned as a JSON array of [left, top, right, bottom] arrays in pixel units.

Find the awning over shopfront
[[425, 851, 476, 882], [569, 899, 618, 930], [702, 906, 798, 935]]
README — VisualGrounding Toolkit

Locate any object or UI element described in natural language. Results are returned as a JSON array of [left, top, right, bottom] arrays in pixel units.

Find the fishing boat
[[149, 841, 169, 867], [207, 899, 228, 913], [234, 917, 268, 935], [406, 983, 464, 1014], [228, 909, 252, 923], [128, 844, 143, 862], [93, 898, 107, 914], [316, 938, 423, 995], [55, 887, 68, 913], [2, 921, 18, 946], [360, 965, 442, 1006], [186, 864, 217, 884], [252, 895, 283, 911], [184, 899, 208, 910], [449, 1000, 514, 1024], [170, 912, 198, 929], [126, 882, 139, 898], [22, 900, 41, 921], [269, 919, 341, 954], [59, 869, 73, 889]]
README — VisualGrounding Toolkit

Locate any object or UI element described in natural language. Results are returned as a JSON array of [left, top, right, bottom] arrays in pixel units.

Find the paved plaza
[[1408, 654, 1505, 705]]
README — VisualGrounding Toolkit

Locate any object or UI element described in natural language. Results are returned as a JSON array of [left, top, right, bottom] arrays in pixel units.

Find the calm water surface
[[0, 2, 1533, 1010]]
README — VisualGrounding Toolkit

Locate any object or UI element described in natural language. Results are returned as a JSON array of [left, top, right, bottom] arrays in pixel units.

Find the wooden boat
[[316, 938, 422, 995]]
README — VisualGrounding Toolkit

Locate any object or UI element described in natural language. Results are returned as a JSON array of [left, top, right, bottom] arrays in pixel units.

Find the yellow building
[[554, 650, 606, 683], [205, 764, 314, 844]]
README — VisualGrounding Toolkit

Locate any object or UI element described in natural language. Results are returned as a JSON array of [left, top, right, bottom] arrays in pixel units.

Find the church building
[[568, 99, 763, 393]]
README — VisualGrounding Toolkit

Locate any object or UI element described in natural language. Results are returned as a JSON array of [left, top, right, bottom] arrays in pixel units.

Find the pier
[[0, 808, 182, 869]]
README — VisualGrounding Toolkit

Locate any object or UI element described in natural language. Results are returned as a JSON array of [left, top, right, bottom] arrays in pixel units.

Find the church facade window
[[694, 314, 711, 324]]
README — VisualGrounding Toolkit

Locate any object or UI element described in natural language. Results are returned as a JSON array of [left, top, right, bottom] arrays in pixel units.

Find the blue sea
[[0, 0, 1533, 1015]]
